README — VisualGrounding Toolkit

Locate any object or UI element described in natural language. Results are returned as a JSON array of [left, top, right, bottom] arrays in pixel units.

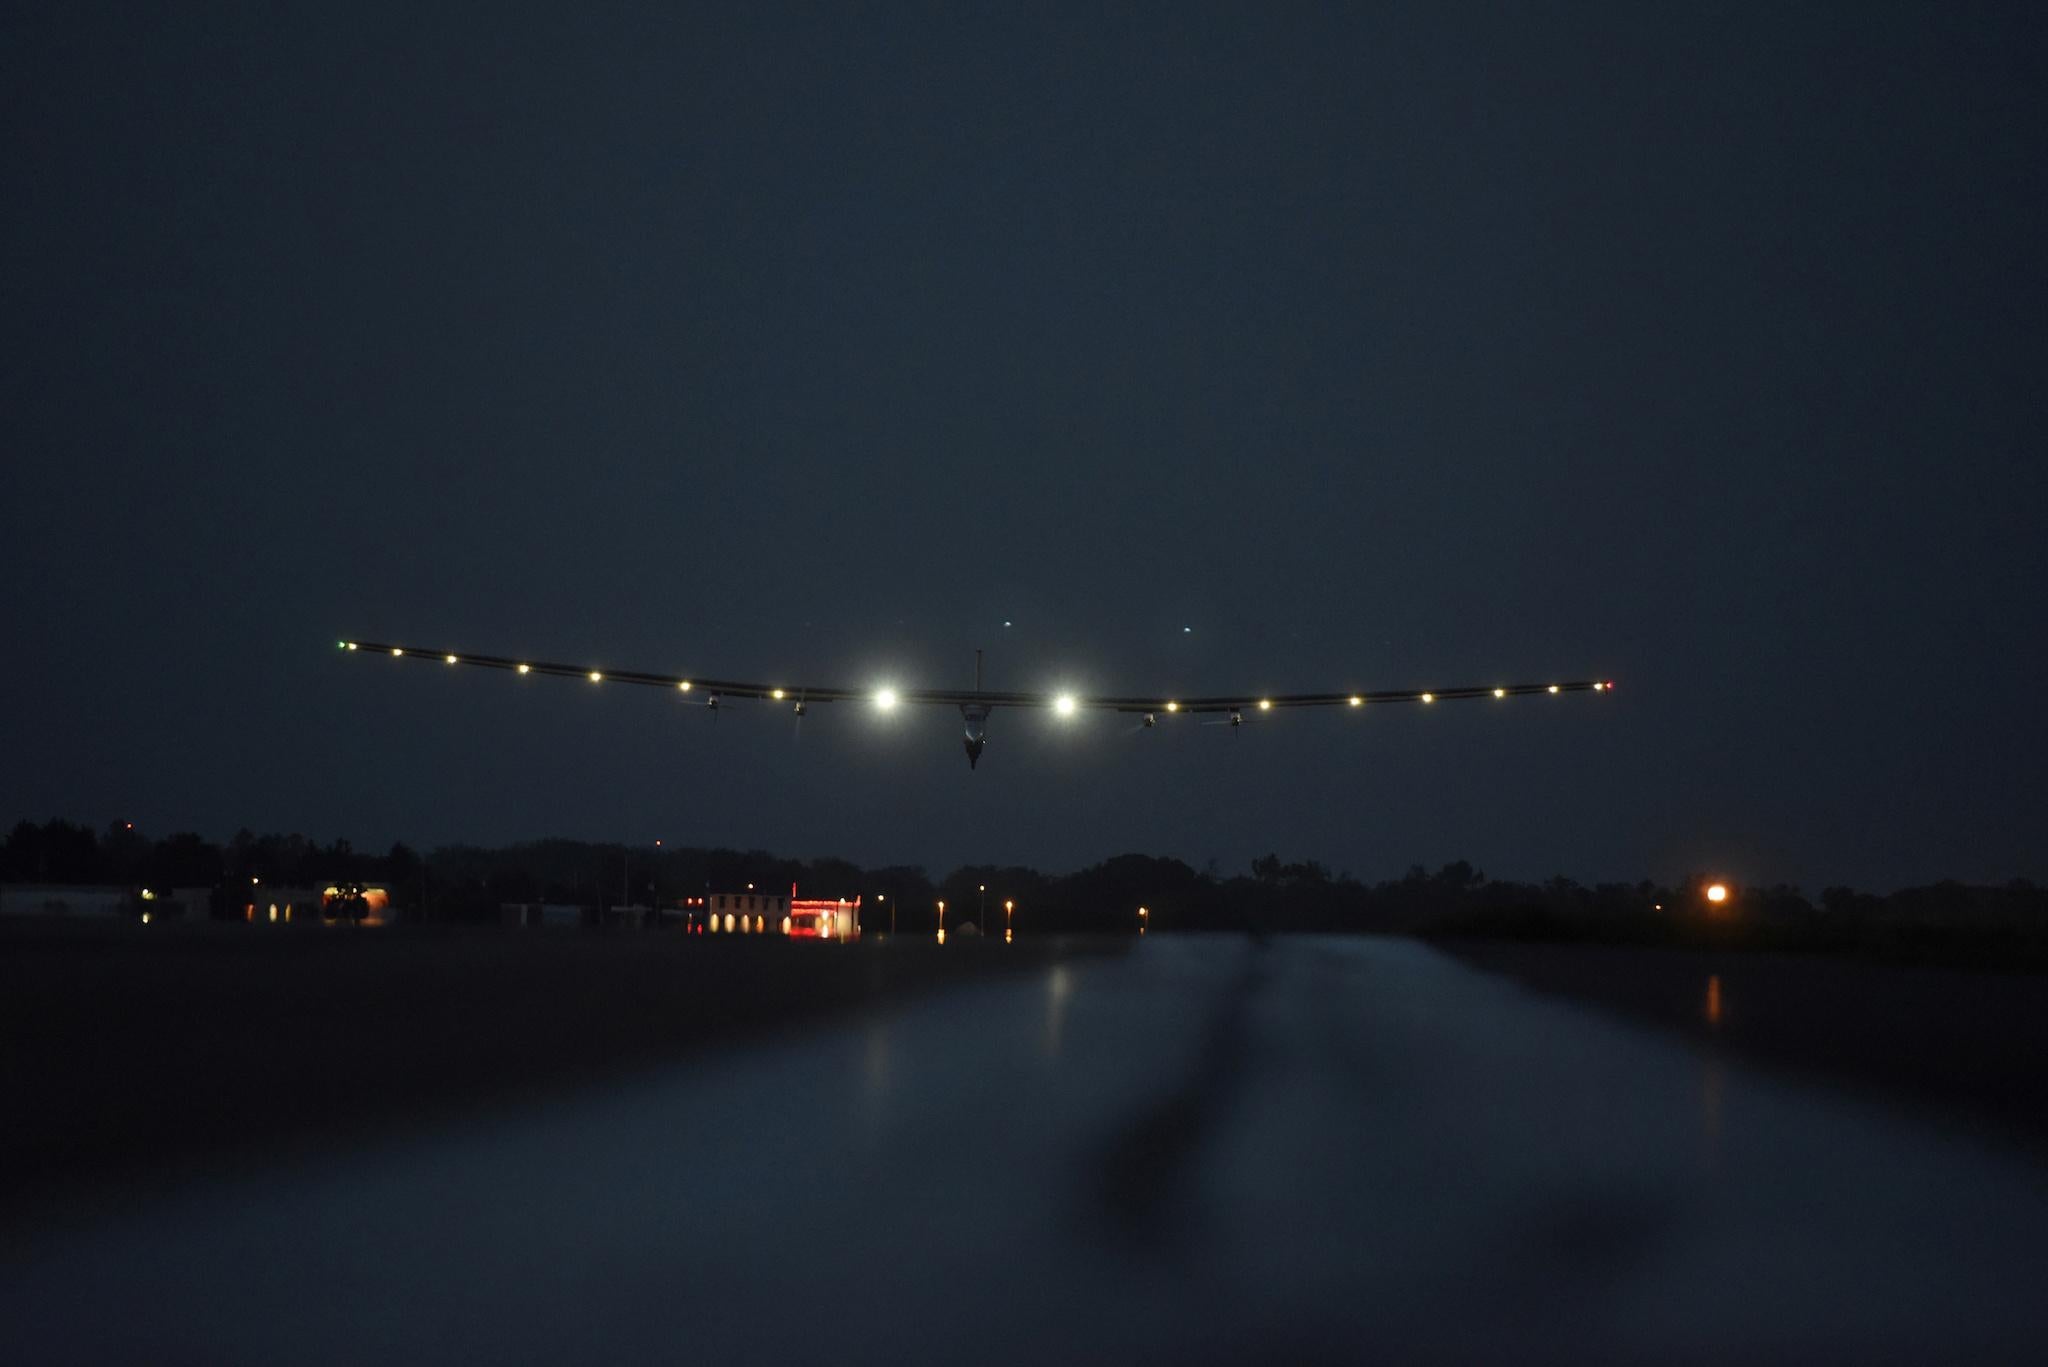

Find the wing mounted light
[[338, 641, 1616, 764]]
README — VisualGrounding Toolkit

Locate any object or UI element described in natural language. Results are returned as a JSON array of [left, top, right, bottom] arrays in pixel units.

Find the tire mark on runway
[[1084, 940, 1269, 1249]]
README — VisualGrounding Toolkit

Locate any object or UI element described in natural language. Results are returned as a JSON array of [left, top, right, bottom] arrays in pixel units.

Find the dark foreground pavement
[[6, 934, 2048, 1364]]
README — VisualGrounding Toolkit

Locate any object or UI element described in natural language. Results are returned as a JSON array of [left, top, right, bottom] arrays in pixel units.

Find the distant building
[[0, 884, 210, 921], [501, 903, 588, 928], [1, 884, 134, 918], [144, 886, 212, 921], [679, 889, 860, 939], [703, 889, 789, 935], [240, 885, 392, 926], [789, 896, 861, 941]]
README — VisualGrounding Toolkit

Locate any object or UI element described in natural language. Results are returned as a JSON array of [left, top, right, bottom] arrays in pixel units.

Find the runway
[[7, 935, 2047, 1364]]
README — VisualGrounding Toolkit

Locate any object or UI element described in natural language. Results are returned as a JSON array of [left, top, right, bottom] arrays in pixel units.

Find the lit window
[[724, 913, 734, 932]]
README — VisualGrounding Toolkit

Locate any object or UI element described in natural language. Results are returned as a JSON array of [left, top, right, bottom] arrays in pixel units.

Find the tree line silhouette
[[5, 818, 2045, 967]]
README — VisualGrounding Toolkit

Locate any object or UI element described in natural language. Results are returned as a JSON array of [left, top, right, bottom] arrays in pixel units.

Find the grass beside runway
[[0, 920, 1120, 1237], [1444, 938, 2048, 1162]]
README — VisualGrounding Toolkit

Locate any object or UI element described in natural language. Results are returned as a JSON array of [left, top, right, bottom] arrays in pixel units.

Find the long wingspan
[[336, 639, 1615, 714]]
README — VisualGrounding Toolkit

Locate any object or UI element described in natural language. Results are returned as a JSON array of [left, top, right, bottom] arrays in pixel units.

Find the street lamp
[[878, 892, 891, 937], [979, 883, 986, 930], [1138, 905, 1149, 935], [937, 899, 946, 945], [1005, 898, 1014, 944]]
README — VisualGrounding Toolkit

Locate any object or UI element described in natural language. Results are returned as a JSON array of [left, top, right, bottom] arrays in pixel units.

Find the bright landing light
[[446, 654, 458, 664], [1054, 694, 1077, 716], [1421, 692, 1435, 704], [1348, 696, 1363, 706], [588, 671, 602, 682], [875, 687, 899, 710], [1257, 699, 1272, 711], [1493, 688, 1506, 698], [1706, 883, 1729, 904]]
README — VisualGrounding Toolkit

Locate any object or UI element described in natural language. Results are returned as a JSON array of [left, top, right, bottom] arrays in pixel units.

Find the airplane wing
[[337, 639, 1614, 713]]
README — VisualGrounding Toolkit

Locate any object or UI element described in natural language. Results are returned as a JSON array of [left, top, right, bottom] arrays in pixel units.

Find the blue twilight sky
[[3, 2, 2044, 890]]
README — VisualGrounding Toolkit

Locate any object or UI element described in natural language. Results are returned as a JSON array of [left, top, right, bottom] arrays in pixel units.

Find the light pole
[[1005, 898, 1014, 944], [978, 883, 986, 932], [651, 839, 662, 922], [937, 899, 946, 945], [878, 892, 891, 937], [1138, 905, 1148, 935]]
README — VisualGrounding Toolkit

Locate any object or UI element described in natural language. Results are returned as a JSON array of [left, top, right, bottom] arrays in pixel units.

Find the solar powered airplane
[[338, 640, 1614, 769]]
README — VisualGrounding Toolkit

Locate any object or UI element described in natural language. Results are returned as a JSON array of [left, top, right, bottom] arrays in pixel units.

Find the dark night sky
[[4, 3, 2044, 891]]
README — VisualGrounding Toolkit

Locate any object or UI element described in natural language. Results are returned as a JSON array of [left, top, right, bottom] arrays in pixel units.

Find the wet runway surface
[[7, 935, 2048, 1364]]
